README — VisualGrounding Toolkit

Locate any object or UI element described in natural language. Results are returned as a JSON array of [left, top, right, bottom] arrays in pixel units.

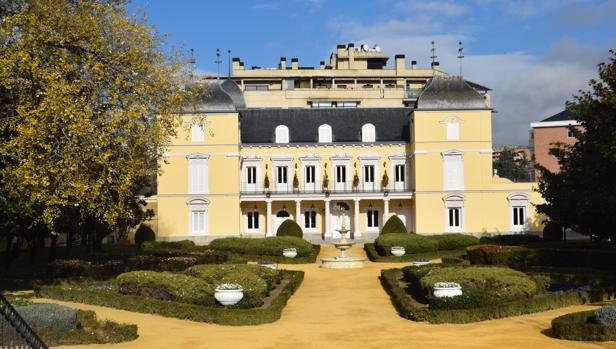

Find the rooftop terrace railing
[[240, 182, 412, 196]]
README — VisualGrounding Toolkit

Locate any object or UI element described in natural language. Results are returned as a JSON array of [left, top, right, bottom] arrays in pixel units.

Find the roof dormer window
[[318, 124, 332, 143], [275, 125, 289, 144], [361, 123, 376, 142]]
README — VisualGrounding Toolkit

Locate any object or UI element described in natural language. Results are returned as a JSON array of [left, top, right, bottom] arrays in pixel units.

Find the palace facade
[[153, 44, 543, 243]]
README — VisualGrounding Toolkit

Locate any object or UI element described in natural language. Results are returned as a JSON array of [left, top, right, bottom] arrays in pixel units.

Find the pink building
[[530, 110, 581, 175]]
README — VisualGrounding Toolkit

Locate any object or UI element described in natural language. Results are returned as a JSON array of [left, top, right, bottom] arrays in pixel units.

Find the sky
[[129, 0, 616, 145]]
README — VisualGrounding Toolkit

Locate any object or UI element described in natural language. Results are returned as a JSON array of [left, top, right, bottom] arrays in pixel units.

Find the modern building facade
[[530, 110, 581, 175], [154, 44, 543, 243]]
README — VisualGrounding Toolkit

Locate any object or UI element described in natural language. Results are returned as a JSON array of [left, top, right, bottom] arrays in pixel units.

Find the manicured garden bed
[[208, 237, 320, 264], [365, 233, 478, 263], [551, 306, 616, 341], [37, 269, 304, 325], [380, 265, 616, 324], [364, 243, 467, 264]]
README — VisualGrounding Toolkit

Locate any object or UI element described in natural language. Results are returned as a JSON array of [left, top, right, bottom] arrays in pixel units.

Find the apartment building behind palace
[[153, 43, 543, 243], [530, 109, 581, 175]]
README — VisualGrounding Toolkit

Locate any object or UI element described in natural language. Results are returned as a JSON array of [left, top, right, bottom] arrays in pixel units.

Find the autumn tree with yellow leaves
[[0, 0, 191, 259]]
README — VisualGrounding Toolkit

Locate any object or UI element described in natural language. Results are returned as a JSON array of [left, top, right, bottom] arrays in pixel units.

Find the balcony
[[240, 182, 412, 196]]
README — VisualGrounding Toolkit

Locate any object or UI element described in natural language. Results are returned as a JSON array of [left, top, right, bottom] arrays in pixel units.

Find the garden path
[[41, 244, 616, 349]]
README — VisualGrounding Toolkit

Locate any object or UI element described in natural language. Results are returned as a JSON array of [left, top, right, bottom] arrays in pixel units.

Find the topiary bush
[[209, 236, 313, 257], [374, 233, 438, 255], [141, 240, 197, 255], [552, 310, 616, 341], [134, 224, 156, 247], [543, 221, 563, 241], [16, 304, 77, 332], [276, 219, 303, 238], [380, 215, 407, 235], [431, 234, 479, 250], [592, 304, 616, 326], [427, 288, 487, 310], [116, 270, 215, 306]]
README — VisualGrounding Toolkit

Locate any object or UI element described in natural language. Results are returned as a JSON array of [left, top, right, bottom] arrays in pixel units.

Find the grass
[[364, 243, 467, 263]]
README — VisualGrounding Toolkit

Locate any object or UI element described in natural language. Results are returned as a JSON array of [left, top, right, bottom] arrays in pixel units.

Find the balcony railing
[[404, 89, 423, 99], [240, 182, 412, 195]]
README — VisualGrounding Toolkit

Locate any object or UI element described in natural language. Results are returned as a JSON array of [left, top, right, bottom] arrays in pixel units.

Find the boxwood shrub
[[552, 310, 616, 341], [374, 234, 439, 256], [134, 224, 155, 247], [141, 240, 198, 255], [479, 234, 542, 245], [430, 234, 479, 250], [276, 219, 303, 238], [381, 215, 407, 235], [208, 236, 313, 257]]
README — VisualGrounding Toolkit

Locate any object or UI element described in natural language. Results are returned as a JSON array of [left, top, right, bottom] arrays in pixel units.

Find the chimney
[[232, 57, 242, 71], [279, 57, 286, 70], [291, 57, 298, 70], [395, 54, 405, 73], [336, 44, 345, 57], [239, 61, 245, 70], [411, 60, 417, 69], [431, 61, 440, 71], [348, 43, 355, 69], [319, 60, 325, 69]]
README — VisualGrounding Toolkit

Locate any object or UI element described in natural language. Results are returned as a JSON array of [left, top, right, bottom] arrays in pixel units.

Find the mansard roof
[[239, 108, 411, 144], [183, 79, 246, 113], [416, 77, 489, 110]]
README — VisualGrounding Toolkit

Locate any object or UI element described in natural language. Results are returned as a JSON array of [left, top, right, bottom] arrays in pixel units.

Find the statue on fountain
[[320, 205, 366, 268]]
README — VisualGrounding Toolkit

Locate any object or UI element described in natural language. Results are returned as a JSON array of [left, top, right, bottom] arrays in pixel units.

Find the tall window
[[361, 123, 376, 142], [276, 166, 288, 184], [444, 194, 464, 232], [246, 166, 257, 184], [509, 194, 529, 231], [364, 165, 374, 183], [188, 199, 208, 236], [367, 209, 379, 229], [304, 210, 316, 229], [275, 125, 289, 143], [395, 164, 405, 183], [188, 155, 208, 194], [336, 165, 346, 183], [192, 210, 206, 234], [247, 211, 259, 230], [191, 124, 204, 142], [318, 124, 332, 143], [448, 208, 461, 228], [305, 165, 315, 184], [512, 206, 525, 228]]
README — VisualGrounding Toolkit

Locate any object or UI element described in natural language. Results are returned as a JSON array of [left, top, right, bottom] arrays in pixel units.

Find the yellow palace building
[[153, 43, 543, 243]]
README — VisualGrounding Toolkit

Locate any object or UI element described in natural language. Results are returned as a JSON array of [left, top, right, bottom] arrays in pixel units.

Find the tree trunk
[[49, 235, 57, 260], [4, 235, 14, 268], [65, 231, 73, 258]]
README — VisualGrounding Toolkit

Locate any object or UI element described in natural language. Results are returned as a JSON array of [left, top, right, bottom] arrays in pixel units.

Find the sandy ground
[[38, 244, 616, 349]]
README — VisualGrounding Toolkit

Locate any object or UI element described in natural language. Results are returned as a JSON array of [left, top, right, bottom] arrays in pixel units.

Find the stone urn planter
[[411, 258, 432, 267], [391, 246, 405, 257], [215, 284, 244, 306], [258, 261, 278, 269], [433, 282, 462, 298], [282, 248, 298, 258]]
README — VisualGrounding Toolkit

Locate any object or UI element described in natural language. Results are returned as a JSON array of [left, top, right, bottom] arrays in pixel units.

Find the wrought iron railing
[[240, 182, 412, 195], [0, 293, 48, 349]]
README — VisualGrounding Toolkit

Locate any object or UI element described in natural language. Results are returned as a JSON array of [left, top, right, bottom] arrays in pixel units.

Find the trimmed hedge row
[[467, 244, 616, 270], [374, 233, 479, 257], [479, 234, 542, 245], [208, 237, 313, 258], [380, 268, 616, 324], [364, 243, 467, 263], [551, 310, 616, 341], [37, 270, 304, 326]]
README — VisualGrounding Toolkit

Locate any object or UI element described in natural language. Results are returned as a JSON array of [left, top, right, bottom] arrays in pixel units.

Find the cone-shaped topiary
[[134, 224, 156, 247], [276, 219, 303, 238], [380, 215, 407, 235]]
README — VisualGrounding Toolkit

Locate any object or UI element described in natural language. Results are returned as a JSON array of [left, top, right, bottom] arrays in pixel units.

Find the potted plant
[[433, 282, 462, 298], [390, 246, 405, 256], [283, 247, 297, 258], [411, 258, 432, 266], [258, 261, 277, 269], [215, 283, 244, 306]]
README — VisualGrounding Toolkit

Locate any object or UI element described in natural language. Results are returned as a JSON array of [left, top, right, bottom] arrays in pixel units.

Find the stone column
[[383, 198, 390, 227], [266, 200, 272, 237], [354, 199, 360, 238], [324, 199, 331, 238], [295, 200, 301, 225]]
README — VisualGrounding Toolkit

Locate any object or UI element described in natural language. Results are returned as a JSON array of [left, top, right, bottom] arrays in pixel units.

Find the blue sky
[[130, 0, 616, 145]]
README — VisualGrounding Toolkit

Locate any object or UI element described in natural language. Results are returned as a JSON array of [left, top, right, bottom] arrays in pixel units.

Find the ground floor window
[[508, 194, 529, 231], [247, 211, 259, 230], [304, 210, 316, 229], [367, 209, 379, 229], [447, 207, 461, 229], [512, 206, 526, 228], [191, 210, 206, 234]]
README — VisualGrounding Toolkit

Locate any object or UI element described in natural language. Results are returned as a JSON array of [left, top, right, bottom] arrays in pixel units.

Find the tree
[[0, 0, 190, 253], [536, 50, 616, 243], [493, 147, 533, 182]]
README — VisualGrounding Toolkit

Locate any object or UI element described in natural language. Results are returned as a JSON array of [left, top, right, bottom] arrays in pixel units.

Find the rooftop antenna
[[457, 41, 465, 77], [430, 41, 437, 64], [215, 48, 222, 80], [188, 48, 196, 81], [227, 49, 231, 79]]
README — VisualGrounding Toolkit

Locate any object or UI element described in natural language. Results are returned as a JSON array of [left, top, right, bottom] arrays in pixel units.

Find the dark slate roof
[[416, 77, 489, 110], [240, 108, 411, 144], [541, 109, 578, 122], [183, 80, 245, 113]]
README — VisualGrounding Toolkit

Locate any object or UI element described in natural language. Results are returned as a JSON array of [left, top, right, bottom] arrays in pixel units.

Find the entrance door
[[275, 210, 290, 233]]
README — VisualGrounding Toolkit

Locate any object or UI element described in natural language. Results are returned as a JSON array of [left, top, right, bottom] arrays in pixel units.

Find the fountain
[[320, 208, 366, 268]]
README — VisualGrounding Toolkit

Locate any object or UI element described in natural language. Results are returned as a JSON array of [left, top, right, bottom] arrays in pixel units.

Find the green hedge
[[208, 237, 313, 258], [374, 234, 438, 256], [117, 271, 215, 306], [381, 215, 407, 235], [430, 234, 480, 250], [276, 219, 303, 238], [37, 270, 304, 326], [364, 243, 467, 263], [479, 234, 542, 245], [141, 240, 200, 255], [551, 310, 616, 341], [380, 268, 616, 324]]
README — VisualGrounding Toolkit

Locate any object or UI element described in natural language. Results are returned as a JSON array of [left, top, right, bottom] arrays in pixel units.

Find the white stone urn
[[258, 261, 278, 269], [433, 282, 463, 298], [215, 284, 244, 306], [282, 248, 298, 258], [411, 259, 432, 267], [391, 246, 405, 256]]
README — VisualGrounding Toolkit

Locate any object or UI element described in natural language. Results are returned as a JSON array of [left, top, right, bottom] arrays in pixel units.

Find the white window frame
[[300, 155, 320, 193], [191, 124, 205, 142], [389, 155, 409, 192], [444, 194, 464, 232], [331, 156, 351, 192], [241, 157, 262, 193], [361, 123, 376, 143], [312, 101, 333, 108], [304, 209, 317, 231], [567, 128, 575, 139], [366, 209, 380, 230], [275, 125, 289, 144], [187, 154, 209, 194], [508, 194, 529, 232], [272, 156, 292, 193], [246, 209, 260, 232], [442, 151, 464, 191], [318, 124, 332, 143], [339, 101, 358, 108], [187, 198, 209, 236]]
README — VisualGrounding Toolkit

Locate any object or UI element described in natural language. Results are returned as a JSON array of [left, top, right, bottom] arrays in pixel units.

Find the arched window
[[276, 210, 290, 218], [508, 194, 529, 231], [318, 124, 332, 143], [275, 125, 289, 144], [187, 198, 209, 235], [443, 194, 464, 232], [361, 123, 376, 142]]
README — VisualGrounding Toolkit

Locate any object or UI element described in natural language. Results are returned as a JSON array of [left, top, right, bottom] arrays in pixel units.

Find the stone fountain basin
[[320, 256, 365, 269]]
